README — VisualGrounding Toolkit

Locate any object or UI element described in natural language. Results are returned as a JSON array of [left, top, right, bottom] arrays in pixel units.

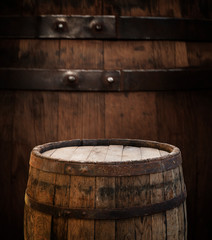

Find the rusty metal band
[[0, 15, 211, 41], [25, 191, 187, 219], [29, 139, 182, 177], [0, 68, 211, 91]]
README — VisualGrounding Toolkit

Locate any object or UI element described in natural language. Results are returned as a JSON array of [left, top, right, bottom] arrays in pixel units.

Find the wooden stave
[[0, 1, 211, 240]]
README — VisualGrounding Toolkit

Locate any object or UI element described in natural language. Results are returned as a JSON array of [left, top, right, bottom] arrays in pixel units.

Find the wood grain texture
[[95, 144, 116, 240], [68, 176, 95, 240], [24, 167, 55, 240], [95, 176, 116, 240], [24, 141, 186, 240], [0, 0, 211, 239], [68, 146, 96, 240], [52, 174, 71, 240], [12, 91, 58, 240], [58, 92, 105, 140], [150, 150, 166, 240], [155, 91, 212, 240], [105, 92, 158, 140]]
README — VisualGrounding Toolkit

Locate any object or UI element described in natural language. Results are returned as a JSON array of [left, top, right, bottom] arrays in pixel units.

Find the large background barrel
[[0, 1, 211, 240]]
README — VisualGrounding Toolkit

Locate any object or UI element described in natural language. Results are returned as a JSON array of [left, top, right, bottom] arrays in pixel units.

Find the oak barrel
[[24, 139, 187, 240]]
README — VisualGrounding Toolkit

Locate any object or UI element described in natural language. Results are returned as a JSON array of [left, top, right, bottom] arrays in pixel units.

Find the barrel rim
[[29, 139, 181, 176]]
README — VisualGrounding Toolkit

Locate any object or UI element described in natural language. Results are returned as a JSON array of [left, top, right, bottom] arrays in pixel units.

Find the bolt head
[[67, 75, 76, 82], [107, 77, 114, 83], [95, 23, 102, 31], [57, 23, 64, 29]]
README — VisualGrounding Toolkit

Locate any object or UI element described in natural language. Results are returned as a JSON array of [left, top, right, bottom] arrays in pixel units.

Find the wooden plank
[[17, 39, 60, 69], [164, 168, 180, 240], [133, 174, 152, 240], [52, 174, 71, 240], [12, 91, 59, 240], [95, 145, 122, 238], [68, 175, 95, 240], [156, 91, 209, 240], [150, 149, 166, 240], [68, 143, 95, 240], [58, 0, 105, 142], [186, 33, 212, 240], [115, 176, 136, 239], [178, 203, 185, 240], [105, 145, 123, 162], [87, 146, 108, 162], [103, 0, 152, 16], [58, 40, 103, 69], [37, 0, 61, 14], [55, 28, 104, 140], [69, 146, 94, 161], [61, 0, 102, 15], [179, 0, 212, 19], [50, 147, 78, 161], [103, 0, 182, 17], [103, 3, 158, 238], [178, 165, 187, 239], [95, 176, 116, 240], [186, 42, 212, 67], [105, 92, 158, 140], [141, 147, 166, 159], [161, 140, 183, 240], [42, 149, 56, 157], [188, 93, 212, 240], [31, 169, 56, 240], [122, 146, 141, 161], [24, 166, 39, 239]]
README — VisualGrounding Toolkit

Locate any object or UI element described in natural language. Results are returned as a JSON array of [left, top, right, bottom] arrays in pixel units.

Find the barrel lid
[[41, 144, 169, 163], [30, 139, 181, 176]]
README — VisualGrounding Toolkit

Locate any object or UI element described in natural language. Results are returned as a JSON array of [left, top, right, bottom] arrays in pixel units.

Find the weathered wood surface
[[42, 145, 169, 162], [25, 141, 187, 239], [0, 0, 211, 240]]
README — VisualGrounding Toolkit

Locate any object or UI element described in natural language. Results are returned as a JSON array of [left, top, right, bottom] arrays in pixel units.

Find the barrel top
[[30, 139, 181, 176], [41, 145, 169, 163]]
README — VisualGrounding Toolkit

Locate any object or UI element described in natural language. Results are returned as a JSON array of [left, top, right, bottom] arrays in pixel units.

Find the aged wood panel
[[12, 91, 59, 240], [150, 150, 166, 240], [52, 174, 71, 240], [68, 174, 95, 238], [94, 145, 116, 240], [189, 92, 212, 240], [58, 0, 105, 141], [0, 1, 211, 240], [95, 176, 116, 240], [155, 91, 212, 240], [105, 92, 158, 140]]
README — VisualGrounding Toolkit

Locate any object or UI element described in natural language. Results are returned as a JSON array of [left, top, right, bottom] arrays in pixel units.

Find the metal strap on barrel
[[0, 68, 211, 91], [0, 15, 211, 41], [25, 191, 187, 220]]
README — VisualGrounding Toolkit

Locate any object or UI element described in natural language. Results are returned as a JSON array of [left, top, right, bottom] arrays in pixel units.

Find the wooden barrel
[[0, 1, 211, 240], [24, 139, 187, 240]]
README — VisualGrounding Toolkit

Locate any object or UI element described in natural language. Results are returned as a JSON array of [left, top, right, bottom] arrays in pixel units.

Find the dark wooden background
[[0, 0, 212, 239]]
